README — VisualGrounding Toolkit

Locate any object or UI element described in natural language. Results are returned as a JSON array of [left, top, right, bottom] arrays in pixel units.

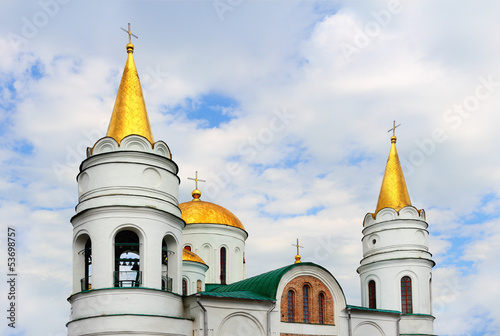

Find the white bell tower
[[358, 125, 435, 335], [67, 31, 187, 336]]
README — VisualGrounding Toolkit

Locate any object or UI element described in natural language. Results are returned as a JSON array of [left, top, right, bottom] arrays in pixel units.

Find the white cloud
[[1, 1, 500, 335]]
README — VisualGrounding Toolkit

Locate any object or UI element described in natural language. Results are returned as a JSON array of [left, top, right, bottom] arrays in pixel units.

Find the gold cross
[[292, 238, 303, 255], [121, 23, 138, 44], [188, 171, 206, 190], [388, 120, 401, 136]]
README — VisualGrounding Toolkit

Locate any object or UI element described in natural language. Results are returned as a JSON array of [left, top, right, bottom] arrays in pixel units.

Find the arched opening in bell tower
[[161, 235, 178, 292], [114, 230, 141, 287], [74, 234, 92, 292]]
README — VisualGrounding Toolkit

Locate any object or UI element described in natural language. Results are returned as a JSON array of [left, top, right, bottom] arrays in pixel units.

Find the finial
[[188, 171, 206, 201], [388, 120, 401, 142], [121, 23, 138, 53], [292, 238, 303, 264]]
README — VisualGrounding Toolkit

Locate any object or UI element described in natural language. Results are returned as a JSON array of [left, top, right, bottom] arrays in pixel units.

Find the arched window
[[182, 279, 188, 296], [81, 238, 92, 291], [318, 292, 325, 324], [303, 285, 310, 323], [287, 290, 295, 322], [401, 276, 413, 314], [184, 245, 191, 251], [114, 230, 140, 287], [368, 280, 377, 309], [161, 239, 174, 292], [220, 247, 227, 285], [197, 280, 202, 293]]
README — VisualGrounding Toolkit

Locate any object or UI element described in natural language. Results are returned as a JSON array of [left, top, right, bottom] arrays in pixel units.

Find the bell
[[131, 261, 139, 271]]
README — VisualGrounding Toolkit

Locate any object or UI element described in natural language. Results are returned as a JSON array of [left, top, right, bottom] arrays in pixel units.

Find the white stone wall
[[359, 206, 435, 332], [183, 260, 209, 295], [348, 309, 399, 336], [69, 136, 186, 336], [183, 224, 247, 284], [185, 296, 271, 336]]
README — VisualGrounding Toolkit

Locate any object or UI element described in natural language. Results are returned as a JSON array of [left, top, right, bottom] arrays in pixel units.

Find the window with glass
[[303, 285, 310, 323], [401, 276, 413, 314], [287, 290, 295, 322], [220, 247, 227, 284], [318, 292, 325, 324], [368, 280, 377, 309]]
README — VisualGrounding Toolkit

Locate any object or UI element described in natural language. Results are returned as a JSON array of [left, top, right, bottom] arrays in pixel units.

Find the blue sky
[[1, 1, 500, 335]]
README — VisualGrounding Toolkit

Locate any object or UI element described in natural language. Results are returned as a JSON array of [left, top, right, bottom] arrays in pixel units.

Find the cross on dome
[[292, 238, 303, 264], [121, 23, 138, 44], [188, 171, 206, 201], [188, 171, 206, 190], [388, 120, 401, 137]]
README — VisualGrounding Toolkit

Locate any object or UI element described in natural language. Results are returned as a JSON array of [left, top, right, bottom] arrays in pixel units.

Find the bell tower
[[358, 124, 436, 335], [67, 28, 186, 336]]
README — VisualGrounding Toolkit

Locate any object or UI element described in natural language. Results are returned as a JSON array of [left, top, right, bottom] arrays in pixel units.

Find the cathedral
[[66, 35, 436, 336]]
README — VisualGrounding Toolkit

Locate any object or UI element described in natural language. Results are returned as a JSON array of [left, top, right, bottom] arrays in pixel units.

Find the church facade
[[66, 38, 436, 336]]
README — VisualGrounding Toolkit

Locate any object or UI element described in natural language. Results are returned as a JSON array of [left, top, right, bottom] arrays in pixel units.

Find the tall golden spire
[[374, 122, 411, 215], [106, 24, 154, 145]]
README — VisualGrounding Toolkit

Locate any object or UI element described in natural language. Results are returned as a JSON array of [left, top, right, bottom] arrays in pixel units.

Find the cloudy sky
[[1, 0, 500, 335]]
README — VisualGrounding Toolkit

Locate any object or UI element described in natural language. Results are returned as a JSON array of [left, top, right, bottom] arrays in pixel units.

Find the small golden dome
[[192, 189, 202, 201], [183, 249, 207, 265], [179, 191, 245, 231]]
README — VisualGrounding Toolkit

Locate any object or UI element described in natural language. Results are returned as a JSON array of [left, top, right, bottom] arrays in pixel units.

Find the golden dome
[[182, 249, 207, 265], [179, 191, 245, 231], [105, 41, 154, 145], [373, 135, 411, 216]]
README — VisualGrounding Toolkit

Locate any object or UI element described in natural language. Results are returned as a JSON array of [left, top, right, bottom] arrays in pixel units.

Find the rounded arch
[[318, 291, 326, 324], [400, 275, 413, 314], [162, 233, 180, 292], [217, 312, 265, 336], [364, 274, 380, 309], [353, 321, 386, 336], [113, 229, 141, 287], [277, 265, 345, 328], [286, 288, 296, 322], [395, 270, 419, 312], [302, 283, 311, 323], [110, 223, 147, 250], [182, 277, 188, 296], [73, 231, 92, 292], [200, 243, 212, 281], [219, 245, 228, 284]]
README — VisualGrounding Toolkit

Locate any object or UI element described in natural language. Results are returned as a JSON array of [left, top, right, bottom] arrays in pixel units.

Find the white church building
[[66, 36, 436, 336]]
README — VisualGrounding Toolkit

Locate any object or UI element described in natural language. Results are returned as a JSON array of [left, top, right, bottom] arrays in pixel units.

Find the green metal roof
[[204, 262, 328, 300], [347, 305, 401, 315], [204, 283, 223, 291], [200, 290, 274, 301]]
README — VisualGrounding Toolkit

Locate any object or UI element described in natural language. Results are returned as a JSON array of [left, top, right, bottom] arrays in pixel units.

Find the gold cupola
[[373, 134, 412, 216], [106, 34, 154, 145], [183, 249, 207, 266], [179, 189, 246, 231]]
